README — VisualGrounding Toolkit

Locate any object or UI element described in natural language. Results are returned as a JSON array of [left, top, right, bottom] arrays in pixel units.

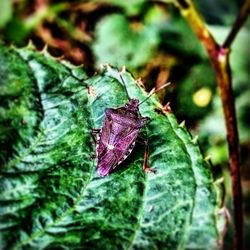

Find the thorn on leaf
[[120, 65, 126, 74], [204, 155, 212, 161], [214, 177, 224, 185], [192, 135, 199, 143], [135, 78, 144, 87], [162, 102, 172, 113], [179, 120, 186, 128]]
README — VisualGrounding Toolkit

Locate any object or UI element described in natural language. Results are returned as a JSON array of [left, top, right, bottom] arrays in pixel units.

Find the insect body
[[93, 99, 150, 176], [91, 72, 170, 177]]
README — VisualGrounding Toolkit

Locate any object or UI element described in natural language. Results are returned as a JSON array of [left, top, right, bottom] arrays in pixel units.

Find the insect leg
[[142, 139, 156, 174], [138, 137, 156, 174], [91, 129, 100, 133], [90, 129, 101, 160], [90, 129, 101, 144]]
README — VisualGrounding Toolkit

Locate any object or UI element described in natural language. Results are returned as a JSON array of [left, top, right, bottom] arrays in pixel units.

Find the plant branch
[[223, 0, 250, 48], [170, 0, 246, 249]]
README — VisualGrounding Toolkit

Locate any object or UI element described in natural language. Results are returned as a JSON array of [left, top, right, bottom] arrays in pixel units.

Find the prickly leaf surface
[[0, 44, 225, 250]]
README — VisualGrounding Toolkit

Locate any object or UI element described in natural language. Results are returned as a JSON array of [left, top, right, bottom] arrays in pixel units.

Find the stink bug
[[91, 69, 170, 177]]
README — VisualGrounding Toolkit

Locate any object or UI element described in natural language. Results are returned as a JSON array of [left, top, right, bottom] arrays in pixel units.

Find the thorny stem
[[169, 0, 250, 249]]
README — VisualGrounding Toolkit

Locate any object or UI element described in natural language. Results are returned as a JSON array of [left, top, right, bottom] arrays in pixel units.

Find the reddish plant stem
[[213, 49, 242, 250], [171, 0, 248, 249]]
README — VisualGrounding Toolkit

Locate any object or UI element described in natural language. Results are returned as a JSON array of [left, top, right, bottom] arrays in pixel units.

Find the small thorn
[[148, 87, 156, 96], [143, 166, 156, 174], [204, 155, 212, 161], [76, 63, 84, 69], [10, 43, 15, 50], [179, 120, 186, 128], [192, 135, 199, 143], [156, 82, 171, 91], [162, 102, 172, 113], [56, 55, 65, 61], [41, 44, 49, 54], [27, 40, 35, 49], [135, 78, 144, 87], [214, 177, 224, 185], [121, 65, 126, 73], [100, 63, 110, 71]]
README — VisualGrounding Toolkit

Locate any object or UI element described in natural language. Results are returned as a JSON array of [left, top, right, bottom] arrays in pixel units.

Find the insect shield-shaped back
[[92, 70, 170, 177], [96, 98, 149, 177]]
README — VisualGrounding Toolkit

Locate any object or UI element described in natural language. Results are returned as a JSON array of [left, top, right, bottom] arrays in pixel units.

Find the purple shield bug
[[91, 69, 170, 177]]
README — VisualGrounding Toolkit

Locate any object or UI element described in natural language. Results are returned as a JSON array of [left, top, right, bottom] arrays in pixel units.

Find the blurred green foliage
[[0, 0, 13, 28], [93, 13, 160, 69]]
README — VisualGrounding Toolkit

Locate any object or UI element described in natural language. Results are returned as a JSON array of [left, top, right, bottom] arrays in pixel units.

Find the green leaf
[[0, 44, 225, 249], [92, 14, 160, 70], [0, 0, 12, 28], [174, 62, 216, 121]]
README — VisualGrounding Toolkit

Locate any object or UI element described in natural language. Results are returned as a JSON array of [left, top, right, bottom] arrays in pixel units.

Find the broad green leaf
[[0, 44, 225, 249], [92, 14, 160, 70]]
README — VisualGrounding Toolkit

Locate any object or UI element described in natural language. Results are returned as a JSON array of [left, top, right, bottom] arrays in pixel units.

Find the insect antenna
[[119, 70, 131, 100], [139, 82, 171, 106]]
